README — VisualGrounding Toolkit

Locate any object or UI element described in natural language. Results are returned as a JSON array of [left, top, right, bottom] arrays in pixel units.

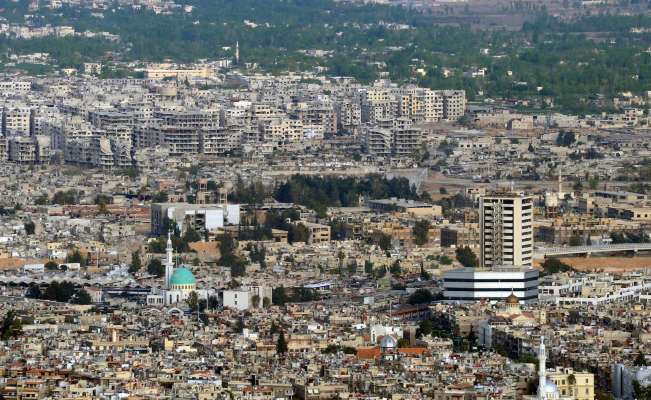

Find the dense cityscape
[[1, 0, 651, 399]]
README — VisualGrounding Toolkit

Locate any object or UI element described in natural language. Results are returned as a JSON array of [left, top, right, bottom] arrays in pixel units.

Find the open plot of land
[[555, 256, 651, 273]]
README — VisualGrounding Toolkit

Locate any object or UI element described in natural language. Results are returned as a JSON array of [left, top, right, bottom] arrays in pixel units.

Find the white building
[[222, 285, 272, 311], [151, 202, 240, 235], [443, 266, 539, 303]]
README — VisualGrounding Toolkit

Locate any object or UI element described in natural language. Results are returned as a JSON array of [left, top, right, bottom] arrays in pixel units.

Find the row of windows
[[444, 276, 538, 282], [445, 294, 539, 301], [445, 286, 538, 292]]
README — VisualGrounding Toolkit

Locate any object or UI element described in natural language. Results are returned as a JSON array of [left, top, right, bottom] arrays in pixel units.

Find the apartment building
[[365, 118, 422, 157], [157, 126, 201, 156], [440, 90, 467, 121], [392, 118, 422, 156], [7, 137, 37, 163], [89, 111, 134, 129], [335, 99, 361, 134], [260, 118, 304, 152], [366, 128, 393, 157], [480, 193, 534, 268], [0, 138, 7, 161], [298, 222, 331, 244], [290, 101, 337, 135], [2, 106, 32, 136]]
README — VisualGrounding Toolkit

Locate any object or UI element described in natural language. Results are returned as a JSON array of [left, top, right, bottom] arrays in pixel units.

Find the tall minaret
[[235, 41, 240, 65], [164, 230, 174, 289], [538, 335, 547, 400], [558, 173, 562, 195]]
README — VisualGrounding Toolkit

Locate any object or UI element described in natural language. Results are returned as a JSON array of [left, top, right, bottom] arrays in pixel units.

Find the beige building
[[145, 68, 212, 80], [480, 193, 533, 268], [298, 222, 331, 244], [546, 367, 594, 400]]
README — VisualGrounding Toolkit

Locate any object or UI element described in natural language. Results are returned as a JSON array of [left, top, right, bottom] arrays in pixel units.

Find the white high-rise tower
[[235, 41, 240, 65], [538, 336, 547, 400], [164, 230, 174, 289]]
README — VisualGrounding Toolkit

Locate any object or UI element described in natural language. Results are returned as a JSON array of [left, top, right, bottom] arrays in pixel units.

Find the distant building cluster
[[0, 75, 465, 167]]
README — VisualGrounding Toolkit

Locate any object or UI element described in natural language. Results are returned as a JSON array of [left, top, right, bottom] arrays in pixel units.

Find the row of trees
[[26, 281, 92, 304], [274, 175, 428, 216], [271, 286, 320, 306]]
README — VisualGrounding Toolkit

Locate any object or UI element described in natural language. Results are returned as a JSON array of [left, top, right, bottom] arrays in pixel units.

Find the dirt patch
[[553, 257, 651, 273]]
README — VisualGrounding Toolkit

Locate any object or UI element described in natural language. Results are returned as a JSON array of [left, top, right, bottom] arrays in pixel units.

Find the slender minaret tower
[[235, 41, 240, 65], [164, 230, 174, 289], [558, 173, 562, 195], [538, 336, 547, 400]]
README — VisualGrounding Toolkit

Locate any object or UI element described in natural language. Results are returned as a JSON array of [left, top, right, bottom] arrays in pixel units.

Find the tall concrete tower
[[480, 193, 534, 268]]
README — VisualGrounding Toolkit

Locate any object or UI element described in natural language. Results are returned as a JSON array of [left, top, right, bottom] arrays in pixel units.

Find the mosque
[[146, 232, 210, 306], [538, 336, 560, 400]]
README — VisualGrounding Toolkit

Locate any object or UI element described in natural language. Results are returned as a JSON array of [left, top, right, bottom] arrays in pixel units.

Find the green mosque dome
[[169, 266, 196, 286]]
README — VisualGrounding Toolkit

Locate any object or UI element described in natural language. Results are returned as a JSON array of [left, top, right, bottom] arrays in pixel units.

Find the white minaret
[[235, 41, 240, 65], [164, 230, 174, 289], [538, 335, 547, 400]]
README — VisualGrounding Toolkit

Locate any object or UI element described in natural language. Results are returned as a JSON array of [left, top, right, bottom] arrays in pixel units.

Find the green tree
[[183, 227, 201, 243], [634, 353, 648, 366], [0, 311, 22, 340], [439, 255, 453, 265], [74, 289, 92, 305], [152, 191, 169, 202], [272, 286, 288, 306], [289, 223, 310, 243], [26, 284, 41, 299], [418, 319, 433, 337], [389, 260, 402, 276], [412, 220, 431, 246], [44, 260, 58, 270], [364, 260, 374, 275], [147, 258, 165, 277], [67, 250, 86, 267], [262, 297, 271, 308], [276, 331, 288, 354], [129, 250, 142, 273], [569, 235, 583, 246], [455, 247, 478, 268], [251, 294, 260, 309], [378, 233, 392, 251], [187, 291, 199, 311], [234, 317, 245, 333], [408, 289, 433, 305], [24, 220, 35, 235], [542, 258, 570, 275]]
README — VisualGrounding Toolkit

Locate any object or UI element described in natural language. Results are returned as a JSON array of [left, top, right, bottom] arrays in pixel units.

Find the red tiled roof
[[356, 347, 381, 359], [398, 347, 428, 356]]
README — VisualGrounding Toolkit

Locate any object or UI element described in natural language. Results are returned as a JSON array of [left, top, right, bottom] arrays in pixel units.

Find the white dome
[[380, 335, 397, 349], [544, 380, 558, 393]]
